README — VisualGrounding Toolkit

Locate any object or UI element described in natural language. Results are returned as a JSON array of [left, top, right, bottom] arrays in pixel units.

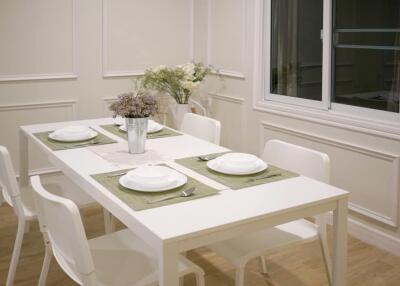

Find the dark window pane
[[334, 48, 400, 112], [271, 0, 323, 101], [333, 0, 400, 113], [336, 0, 400, 29]]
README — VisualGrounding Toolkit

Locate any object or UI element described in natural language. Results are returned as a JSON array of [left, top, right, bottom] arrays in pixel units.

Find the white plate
[[119, 120, 163, 134], [119, 166, 187, 192], [207, 154, 268, 175], [48, 126, 98, 143]]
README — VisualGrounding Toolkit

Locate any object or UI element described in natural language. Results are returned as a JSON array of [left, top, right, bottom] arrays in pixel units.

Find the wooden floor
[[1, 204, 400, 286]]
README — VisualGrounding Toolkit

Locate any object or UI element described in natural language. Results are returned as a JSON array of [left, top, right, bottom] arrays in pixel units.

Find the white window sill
[[253, 100, 400, 140]]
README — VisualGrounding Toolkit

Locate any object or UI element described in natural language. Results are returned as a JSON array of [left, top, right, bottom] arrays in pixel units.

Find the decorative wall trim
[[209, 92, 244, 104], [260, 121, 400, 227], [0, 100, 78, 120], [207, 0, 246, 79], [0, 0, 77, 82], [102, 0, 194, 78], [102, 97, 117, 116], [254, 102, 400, 141]]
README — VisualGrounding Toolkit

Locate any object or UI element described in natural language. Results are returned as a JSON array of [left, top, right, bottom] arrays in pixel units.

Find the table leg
[[159, 244, 179, 286], [332, 198, 348, 286], [19, 129, 29, 187]]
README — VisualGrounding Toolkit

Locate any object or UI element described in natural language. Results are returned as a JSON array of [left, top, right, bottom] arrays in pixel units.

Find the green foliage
[[142, 62, 211, 104]]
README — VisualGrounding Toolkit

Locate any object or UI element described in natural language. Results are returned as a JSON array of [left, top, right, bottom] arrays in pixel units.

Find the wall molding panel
[[102, 0, 194, 78], [207, 0, 246, 79], [260, 121, 400, 227], [0, 100, 78, 119], [102, 97, 117, 116], [209, 92, 245, 105], [0, 0, 77, 82]]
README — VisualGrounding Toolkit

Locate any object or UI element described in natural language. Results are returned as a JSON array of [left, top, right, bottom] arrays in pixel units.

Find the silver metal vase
[[125, 117, 148, 154]]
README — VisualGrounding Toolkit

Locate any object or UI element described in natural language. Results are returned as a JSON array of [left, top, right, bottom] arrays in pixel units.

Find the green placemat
[[100, 124, 183, 140], [91, 167, 220, 211], [33, 130, 117, 151], [175, 153, 299, 190]]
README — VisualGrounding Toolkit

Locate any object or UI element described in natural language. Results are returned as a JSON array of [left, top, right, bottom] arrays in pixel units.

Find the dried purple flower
[[109, 92, 158, 118]]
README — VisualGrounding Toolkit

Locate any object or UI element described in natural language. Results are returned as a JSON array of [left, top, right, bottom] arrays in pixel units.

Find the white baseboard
[[327, 212, 400, 256]]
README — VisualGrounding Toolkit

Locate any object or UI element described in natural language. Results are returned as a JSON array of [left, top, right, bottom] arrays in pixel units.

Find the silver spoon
[[107, 171, 128, 178], [198, 155, 218, 161], [146, 187, 197, 204]]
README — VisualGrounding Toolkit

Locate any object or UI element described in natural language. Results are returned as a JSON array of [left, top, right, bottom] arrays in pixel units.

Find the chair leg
[[24, 220, 30, 233], [38, 243, 52, 286], [319, 235, 333, 285], [259, 256, 268, 274], [6, 218, 25, 286], [103, 209, 116, 233], [235, 267, 245, 286], [195, 272, 205, 286], [110, 214, 116, 232], [179, 276, 185, 286]]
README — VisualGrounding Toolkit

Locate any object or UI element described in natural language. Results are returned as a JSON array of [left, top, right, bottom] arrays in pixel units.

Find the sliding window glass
[[333, 0, 400, 113], [270, 0, 323, 101]]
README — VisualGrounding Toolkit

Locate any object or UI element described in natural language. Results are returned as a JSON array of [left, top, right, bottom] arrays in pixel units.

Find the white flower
[[152, 65, 166, 72], [181, 62, 195, 77], [182, 80, 200, 92]]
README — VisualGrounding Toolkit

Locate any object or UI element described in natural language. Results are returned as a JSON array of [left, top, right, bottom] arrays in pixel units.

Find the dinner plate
[[119, 120, 163, 134], [119, 165, 187, 192], [48, 126, 98, 143], [207, 153, 268, 175]]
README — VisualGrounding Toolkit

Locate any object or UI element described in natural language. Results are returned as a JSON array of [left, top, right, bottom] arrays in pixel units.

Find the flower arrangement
[[109, 86, 158, 118], [142, 62, 211, 104]]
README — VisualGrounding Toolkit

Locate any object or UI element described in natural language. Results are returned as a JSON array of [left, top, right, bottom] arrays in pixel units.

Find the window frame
[[254, 0, 400, 134]]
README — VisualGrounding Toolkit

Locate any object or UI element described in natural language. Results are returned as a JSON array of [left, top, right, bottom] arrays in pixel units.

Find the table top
[[21, 118, 349, 243]]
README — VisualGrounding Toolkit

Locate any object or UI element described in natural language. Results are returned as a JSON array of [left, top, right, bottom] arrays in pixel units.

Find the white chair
[[208, 140, 332, 286], [180, 113, 221, 145], [30, 175, 205, 286], [0, 145, 95, 286]]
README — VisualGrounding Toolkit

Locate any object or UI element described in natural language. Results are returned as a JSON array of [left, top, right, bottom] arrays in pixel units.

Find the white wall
[[195, 0, 400, 254], [0, 0, 193, 172]]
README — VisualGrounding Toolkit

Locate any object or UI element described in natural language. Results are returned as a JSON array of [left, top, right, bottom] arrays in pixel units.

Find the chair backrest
[[31, 175, 96, 285], [180, 113, 221, 145], [262, 140, 330, 183], [0, 146, 24, 217]]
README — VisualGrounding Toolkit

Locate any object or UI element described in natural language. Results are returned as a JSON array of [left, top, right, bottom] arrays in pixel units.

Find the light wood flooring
[[1, 204, 400, 286]]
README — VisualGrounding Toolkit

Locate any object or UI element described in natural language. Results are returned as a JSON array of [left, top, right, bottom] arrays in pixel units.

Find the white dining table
[[19, 117, 349, 286]]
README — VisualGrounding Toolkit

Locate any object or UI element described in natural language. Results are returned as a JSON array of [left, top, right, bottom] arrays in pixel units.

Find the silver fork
[[146, 187, 197, 204], [247, 173, 281, 182], [66, 140, 100, 148]]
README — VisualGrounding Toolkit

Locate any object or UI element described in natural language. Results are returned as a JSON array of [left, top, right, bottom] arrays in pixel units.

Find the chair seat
[[209, 219, 318, 267], [56, 229, 204, 286], [20, 174, 95, 219]]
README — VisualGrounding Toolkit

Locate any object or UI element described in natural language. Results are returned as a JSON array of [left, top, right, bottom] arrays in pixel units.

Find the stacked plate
[[119, 165, 187, 192], [114, 117, 163, 134], [207, 153, 267, 175], [48, 126, 98, 142]]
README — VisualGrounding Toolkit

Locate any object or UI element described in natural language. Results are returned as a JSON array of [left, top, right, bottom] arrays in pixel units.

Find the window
[[264, 0, 400, 119], [270, 0, 323, 101]]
